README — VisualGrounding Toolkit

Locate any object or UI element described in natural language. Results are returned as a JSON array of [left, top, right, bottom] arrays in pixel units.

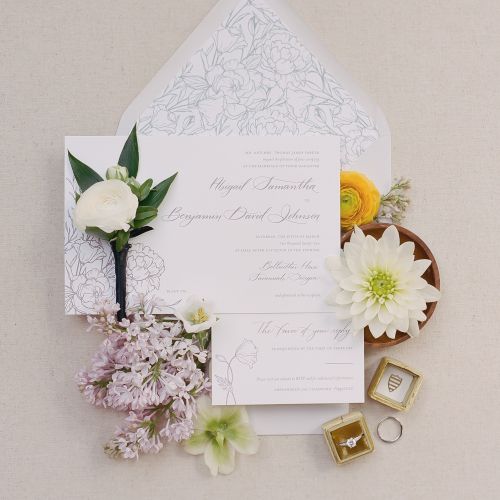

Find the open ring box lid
[[322, 411, 374, 465], [368, 357, 423, 411]]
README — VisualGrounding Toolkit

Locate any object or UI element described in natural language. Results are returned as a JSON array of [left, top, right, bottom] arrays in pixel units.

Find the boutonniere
[[68, 126, 177, 319]]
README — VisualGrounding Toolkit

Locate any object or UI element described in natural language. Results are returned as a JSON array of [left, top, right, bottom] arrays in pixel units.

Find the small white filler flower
[[174, 295, 217, 333], [326, 225, 440, 339], [183, 396, 259, 476]]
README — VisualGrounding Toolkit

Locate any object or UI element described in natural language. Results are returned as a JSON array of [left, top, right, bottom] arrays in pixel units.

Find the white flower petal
[[352, 290, 370, 303], [408, 318, 420, 337], [406, 277, 428, 290], [385, 300, 407, 318], [409, 309, 426, 321], [396, 241, 415, 273], [393, 316, 409, 333], [350, 301, 367, 315], [339, 276, 363, 292], [395, 293, 426, 311], [346, 255, 365, 275], [334, 305, 354, 320], [344, 237, 363, 260], [352, 314, 370, 331], [378, 306, 394, 325], [351, 226, 366, 246], [325, 255, 350, 282], [421, 284, 441, 302], [196, 395, 221, 424], [204, 441, 235, 476], [367, 317, 387, 338], [386, 324, 397, 339], [183, 430, 210, 455], [381, 225, 400, 250], [335, 290, 354, 305], [226, 423, 259, 455], [361, 237, 378, 269], [377, 241, 399, 269], [411, 259, 431, 277], [364, 302, 380, 321]]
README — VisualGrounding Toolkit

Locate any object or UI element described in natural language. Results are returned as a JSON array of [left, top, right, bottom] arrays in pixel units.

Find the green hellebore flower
[[184, 396, 259, 476]]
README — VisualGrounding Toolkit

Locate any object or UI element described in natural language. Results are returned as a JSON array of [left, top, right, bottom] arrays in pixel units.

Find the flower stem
[[111, 241, 130, 321]]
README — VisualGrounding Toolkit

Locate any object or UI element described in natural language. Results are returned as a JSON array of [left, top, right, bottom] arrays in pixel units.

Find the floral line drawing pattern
[[138, 0, 379, 167], [64, 175, 166, 314], [215, 339, 258, 404]]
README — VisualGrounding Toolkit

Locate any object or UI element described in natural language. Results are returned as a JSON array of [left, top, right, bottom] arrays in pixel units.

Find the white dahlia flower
[[326, 225, 440, 339]]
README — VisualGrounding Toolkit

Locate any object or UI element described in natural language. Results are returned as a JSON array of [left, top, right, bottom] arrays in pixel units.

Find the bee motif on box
[[388, 374, 403, 392]]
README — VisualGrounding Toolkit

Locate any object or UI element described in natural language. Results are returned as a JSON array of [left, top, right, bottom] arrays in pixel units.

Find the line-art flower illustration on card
[[64, 213, 115, 314], [126, 243, 165, 294], [138, 0, 379, 167], [215, 339, 258, 404], [64, 175, 167, 314]]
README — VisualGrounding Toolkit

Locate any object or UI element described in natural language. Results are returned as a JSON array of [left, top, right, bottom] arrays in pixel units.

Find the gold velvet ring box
[[368, 357, 423, 411], [322, 411, 374, 465]]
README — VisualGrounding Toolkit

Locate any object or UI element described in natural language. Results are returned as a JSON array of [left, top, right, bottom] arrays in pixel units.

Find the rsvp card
[[212, 314, 363, 405]]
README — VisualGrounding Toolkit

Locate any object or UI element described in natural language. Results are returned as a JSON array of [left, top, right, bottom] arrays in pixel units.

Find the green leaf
[[68, 151, 103, 192], [139, 178, 153, 201], [129, 182, 141, 199], [118, 125, 139, 178], [133, 214, 157, 228], [196, 330, 211, 352], [135, 205, 158, 220], [85, 227, 115, 240], [141, 172, 177, 209], [114, 230, 130, 252], [130, 226, 154, 239]]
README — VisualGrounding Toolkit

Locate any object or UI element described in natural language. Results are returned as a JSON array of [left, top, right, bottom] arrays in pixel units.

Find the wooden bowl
[[341, 223, 440, 347]]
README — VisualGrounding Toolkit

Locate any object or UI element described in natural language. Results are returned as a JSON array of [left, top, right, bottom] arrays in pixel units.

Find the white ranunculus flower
[[74, 179, 138, 234], [326, 225, 441, 339], [175, 295, 216, 333]]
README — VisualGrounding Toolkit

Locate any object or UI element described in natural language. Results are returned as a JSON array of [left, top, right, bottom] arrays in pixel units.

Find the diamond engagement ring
[[338, 434, 364, 449]]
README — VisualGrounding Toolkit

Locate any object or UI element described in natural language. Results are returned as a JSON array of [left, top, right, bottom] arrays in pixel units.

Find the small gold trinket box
[[322, 411, 374, 465], [368, 357, 423, 411]]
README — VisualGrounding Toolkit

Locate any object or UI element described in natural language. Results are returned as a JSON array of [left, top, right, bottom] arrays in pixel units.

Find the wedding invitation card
[[65, 136, 340, 314]]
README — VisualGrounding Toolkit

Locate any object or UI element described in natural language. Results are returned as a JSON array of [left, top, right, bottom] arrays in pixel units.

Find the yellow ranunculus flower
[[340, 171, 380, 231]]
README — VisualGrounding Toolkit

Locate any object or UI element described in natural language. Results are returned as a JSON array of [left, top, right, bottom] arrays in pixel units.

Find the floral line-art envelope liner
[[137, 0, 379, 168]]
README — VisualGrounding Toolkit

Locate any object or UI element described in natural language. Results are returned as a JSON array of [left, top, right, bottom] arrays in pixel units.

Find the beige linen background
[[1, 0, 499, 498]]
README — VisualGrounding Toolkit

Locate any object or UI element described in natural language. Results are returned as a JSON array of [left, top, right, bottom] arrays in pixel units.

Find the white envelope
[[115, 0, 391, 435]]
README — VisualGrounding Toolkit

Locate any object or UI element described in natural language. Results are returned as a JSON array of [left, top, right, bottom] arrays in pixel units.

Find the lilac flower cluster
[[76, 296, 211, 459]]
